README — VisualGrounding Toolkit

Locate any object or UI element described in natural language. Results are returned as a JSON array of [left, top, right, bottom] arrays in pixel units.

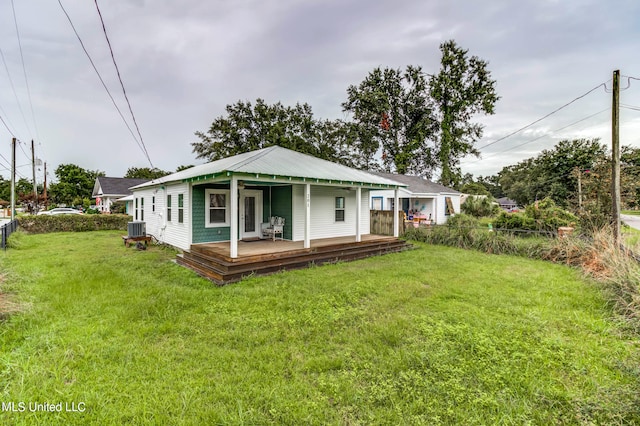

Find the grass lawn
[[1, 231, 639, 424], [622, 210, 640, 216]]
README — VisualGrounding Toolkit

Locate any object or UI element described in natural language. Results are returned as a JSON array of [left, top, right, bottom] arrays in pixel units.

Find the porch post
[[393, 187, 399, 237], [355, 186, 361, 242], [230, 176, 238, 258], [304, 183, 311, 249]]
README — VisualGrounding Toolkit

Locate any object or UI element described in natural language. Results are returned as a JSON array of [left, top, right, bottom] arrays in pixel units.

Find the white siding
[[132, 182, 191, 250], [292, 185, 370, 241]]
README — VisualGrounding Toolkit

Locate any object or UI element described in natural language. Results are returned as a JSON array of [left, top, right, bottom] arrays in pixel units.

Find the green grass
[[622, 210, 640, 216], [1, 231, 639, 424]]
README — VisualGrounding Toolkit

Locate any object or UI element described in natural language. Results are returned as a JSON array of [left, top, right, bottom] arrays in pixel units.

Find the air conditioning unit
[[128, 221, 146, 238]]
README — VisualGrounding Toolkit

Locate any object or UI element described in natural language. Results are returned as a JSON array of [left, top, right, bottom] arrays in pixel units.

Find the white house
[[129, 146, 405, 258], [369, 172, 461, 224], [92, 177, 149, 213]]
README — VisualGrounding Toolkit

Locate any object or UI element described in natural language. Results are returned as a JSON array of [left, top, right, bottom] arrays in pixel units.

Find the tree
[[125, 167, 170, 179], [460, 182, 490, 196], [499, 139, 607, 208], [48, 164, 104, 206], [429, 40, 499, 187], [175, 165, 195, 172], [192, 99, 353, 165], [342, 66, 437, 175]]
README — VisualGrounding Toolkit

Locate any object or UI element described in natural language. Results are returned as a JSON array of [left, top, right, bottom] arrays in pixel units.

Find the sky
[[1, 0, 640, 185]]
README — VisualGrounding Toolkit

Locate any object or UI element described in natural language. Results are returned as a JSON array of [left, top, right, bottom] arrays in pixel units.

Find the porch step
[[177, 238, 412, 285]]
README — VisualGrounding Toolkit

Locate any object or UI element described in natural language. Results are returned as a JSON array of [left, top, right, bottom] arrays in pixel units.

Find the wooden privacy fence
[[370, 210, 405, 236]]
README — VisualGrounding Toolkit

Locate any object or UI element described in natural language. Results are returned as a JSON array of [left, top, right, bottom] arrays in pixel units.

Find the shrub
[[446, 213, 480, 229], [493, 198, 577, 235], [461, 195, 499, 217], [18, 214, 132, 234]]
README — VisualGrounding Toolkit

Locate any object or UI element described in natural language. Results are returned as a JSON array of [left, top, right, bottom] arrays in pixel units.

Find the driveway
[[621, 214, 640, 231]]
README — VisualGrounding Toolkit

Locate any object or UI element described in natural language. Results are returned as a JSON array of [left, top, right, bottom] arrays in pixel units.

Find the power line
[[0, 47, 31, 140], [463, 108, 610, 166], [57, 0, 150, 164], [475, 82, 607, 151], [621, 104, 640, 112], [0, 115, 16, 138], [93, 0, 154, 168], [10, 0, 40, 142]]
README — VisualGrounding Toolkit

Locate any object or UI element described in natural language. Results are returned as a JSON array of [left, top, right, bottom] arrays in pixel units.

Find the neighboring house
[[497, 197, 519, 211], [369, 172, 461, 225], [92, 177, 150, 213], [129, 146, 405, 258]]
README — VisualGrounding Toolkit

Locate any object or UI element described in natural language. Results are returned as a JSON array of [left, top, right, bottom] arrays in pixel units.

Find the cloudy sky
[[1, 0, 639, 185]]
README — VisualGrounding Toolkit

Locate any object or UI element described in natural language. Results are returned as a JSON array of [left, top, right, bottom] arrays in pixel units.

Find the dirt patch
[[0, 292, 21, 320]]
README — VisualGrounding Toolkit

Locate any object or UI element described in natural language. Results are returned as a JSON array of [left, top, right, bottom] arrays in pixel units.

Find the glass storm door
[[239, 190, 262, 239]]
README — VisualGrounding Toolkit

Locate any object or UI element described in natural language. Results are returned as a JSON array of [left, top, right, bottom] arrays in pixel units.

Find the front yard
[[0, 231, 638, 424]]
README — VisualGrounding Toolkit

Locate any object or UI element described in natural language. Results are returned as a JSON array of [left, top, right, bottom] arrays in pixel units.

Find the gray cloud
[[0, 0, 639, 182]]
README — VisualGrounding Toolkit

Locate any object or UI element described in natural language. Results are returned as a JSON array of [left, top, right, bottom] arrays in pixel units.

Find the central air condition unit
[[128, 221, 146, 238]]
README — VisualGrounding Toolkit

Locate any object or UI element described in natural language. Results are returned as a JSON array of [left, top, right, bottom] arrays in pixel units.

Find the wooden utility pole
[[44, 162, 48, 208], [31, 139, 37, 212], [611, 69, 621, 244], [10, 138, 16, 221], [575, 167, 583, 209]]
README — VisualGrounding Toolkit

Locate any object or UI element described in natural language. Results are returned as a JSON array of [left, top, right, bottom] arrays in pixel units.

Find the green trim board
[[182, 171, 403, 189]]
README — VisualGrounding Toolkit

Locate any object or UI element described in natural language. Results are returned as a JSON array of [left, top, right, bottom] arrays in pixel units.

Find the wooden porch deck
[[176, 234, 412, 284]]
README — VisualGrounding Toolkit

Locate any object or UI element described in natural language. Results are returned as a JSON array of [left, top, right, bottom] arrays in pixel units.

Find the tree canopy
[[191, 99, 354, 166], [125, 167, 170, 179], [498, 139, 607, 208], [342, 66, 437, 175], [192, 40, 498, 182], [430, 40, 499, 187], [48, 164, 104, 207]]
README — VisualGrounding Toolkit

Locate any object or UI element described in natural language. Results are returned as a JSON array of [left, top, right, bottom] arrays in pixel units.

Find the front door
[[239, 190, 263, 240]]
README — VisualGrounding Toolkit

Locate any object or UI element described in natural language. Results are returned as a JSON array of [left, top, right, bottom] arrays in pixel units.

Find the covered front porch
[[177, 234, 411, 284]]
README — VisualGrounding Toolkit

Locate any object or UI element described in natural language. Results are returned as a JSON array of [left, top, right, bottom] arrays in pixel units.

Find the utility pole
[[31, 139, 37, 212], [576, 167, 583, 210], [611, 69, 621, 245], [44, 162, 48, 208], [11, 138, 16, 221]]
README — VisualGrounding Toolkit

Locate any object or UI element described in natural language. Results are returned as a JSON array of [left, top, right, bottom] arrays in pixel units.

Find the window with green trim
[[178, 194, 184, 223], [167, 194, 172, 222]]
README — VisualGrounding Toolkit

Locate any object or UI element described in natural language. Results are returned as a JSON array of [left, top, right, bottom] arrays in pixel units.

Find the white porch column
[[355, 186, 362, 242], [304, 183, 311, 249], [230, 176, 238, 258], [393, 188, 399, 238]]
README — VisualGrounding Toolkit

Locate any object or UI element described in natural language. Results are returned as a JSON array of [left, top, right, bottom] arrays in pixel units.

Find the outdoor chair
[[261, 216, 285, 241]]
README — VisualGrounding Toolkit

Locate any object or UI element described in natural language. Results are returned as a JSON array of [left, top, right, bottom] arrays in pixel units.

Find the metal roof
[[370, 172, 460, 195], [131, 146, 405, 189]]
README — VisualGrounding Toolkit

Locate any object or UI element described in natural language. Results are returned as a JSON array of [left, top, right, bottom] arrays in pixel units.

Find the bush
[[446, 213, 480, 229], [461, 195, 499, 217], [493, 198, 577, 235], [18, 214, 132, 234]]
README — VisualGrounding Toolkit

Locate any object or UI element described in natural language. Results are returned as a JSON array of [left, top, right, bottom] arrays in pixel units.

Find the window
[[135, 198, 138, 221], [141, 197, 144, 221], [205, 189, 230, 227], [178, 194, 184, 223], [372, 197, 383, 210], [335, 196, 345, 222], [152, 196, 155, 213], [167, 194, 172, 222]]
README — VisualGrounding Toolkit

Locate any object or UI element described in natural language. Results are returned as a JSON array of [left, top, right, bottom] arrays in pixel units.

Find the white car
[[38, 208, 83, 215]]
